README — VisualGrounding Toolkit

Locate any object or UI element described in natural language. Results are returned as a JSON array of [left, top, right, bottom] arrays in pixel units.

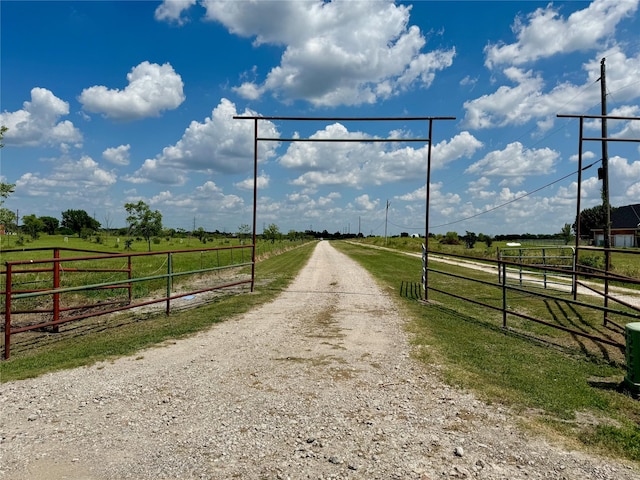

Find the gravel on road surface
[[1, 240, 637, 479]]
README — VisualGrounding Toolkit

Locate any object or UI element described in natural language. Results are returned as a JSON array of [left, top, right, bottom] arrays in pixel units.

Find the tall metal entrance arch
[[233, 115, 455, 296]]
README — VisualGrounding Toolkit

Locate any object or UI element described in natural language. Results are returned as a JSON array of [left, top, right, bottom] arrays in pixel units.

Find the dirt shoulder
[[0, 241, 637, 479]]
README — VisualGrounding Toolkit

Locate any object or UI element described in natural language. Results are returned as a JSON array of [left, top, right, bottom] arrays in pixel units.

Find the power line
[[431, 159, 600, 229]]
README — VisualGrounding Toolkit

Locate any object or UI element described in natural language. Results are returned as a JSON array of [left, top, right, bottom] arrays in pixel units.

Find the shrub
[[80, 227, 94, 240], [578, 254, 604, 272], [440, 231, 460, 245]]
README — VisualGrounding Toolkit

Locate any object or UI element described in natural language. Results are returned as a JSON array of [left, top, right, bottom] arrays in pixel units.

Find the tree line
[[0, 125, 619, 249]]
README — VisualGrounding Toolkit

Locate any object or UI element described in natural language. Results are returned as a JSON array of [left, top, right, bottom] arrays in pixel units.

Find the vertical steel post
[[571, 247, 577, 297], [424, 119, 433, 301], [573, 117, 584, 300], [251, 118, 258, 292], [519, 249, 523, 286], [4, 264, 12, 359], [127, 255, 132, 304], [52, 249, 60, 332], [502, 261, 507, 328], [166, 252, 172, 315], [542, 248, 547, 289]]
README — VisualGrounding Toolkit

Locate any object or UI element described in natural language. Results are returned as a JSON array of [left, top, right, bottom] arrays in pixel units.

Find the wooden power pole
[[600, 57, 611, 254]]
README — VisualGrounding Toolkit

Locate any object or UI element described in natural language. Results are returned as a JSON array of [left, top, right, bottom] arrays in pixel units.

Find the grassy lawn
[[333, 240, 640, 464]]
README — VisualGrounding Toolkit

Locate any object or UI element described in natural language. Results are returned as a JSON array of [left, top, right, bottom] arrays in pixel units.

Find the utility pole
[[599, 57, 611, 326], [600, 57, 611, 255]]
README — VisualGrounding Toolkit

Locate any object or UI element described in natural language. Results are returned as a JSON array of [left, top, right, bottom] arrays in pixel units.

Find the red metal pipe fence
[[2, 245, 254, 359]]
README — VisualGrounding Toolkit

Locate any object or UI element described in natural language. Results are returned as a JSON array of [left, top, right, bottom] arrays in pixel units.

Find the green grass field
[[354, 235, 640, 280]]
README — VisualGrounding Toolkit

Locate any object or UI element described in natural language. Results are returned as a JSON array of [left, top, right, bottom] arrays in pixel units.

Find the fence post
[[52, 248, 60, 333], [502, 261, 508, 329], [127, 255, 133, 304], [421, 243, 427, 301], [542, 248, 547, 289], [518, 249, 523, 286], [4, 264, 12, 359], [571, 247, 577, 299], [166, 252, 172, 315]]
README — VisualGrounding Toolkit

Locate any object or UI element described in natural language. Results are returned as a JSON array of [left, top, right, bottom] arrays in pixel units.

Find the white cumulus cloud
[[484, 0, 638, 68], [465, 142, 560, 186], [154, 0, 198, 25], [0, 87, 82, 147], [15, 155, 116, 198], [200, 0, 455, 106], [102, 144, 131, 166], [125, 98, 279, 185], [79, 61, 185, 120]]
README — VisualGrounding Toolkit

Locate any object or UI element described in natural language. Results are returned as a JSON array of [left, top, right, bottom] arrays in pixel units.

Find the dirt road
[[0, 241, 636, 479]]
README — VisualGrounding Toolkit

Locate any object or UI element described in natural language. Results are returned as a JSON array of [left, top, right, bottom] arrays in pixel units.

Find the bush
[[578, 254, 604, 272], [80, 227, 94, 240], [440, 231, 460, 245]]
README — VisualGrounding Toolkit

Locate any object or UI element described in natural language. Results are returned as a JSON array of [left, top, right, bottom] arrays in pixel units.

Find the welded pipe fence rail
[[498, 246, 576, 292], [424, 249, 640, 352], [2, 245, 254, 359]]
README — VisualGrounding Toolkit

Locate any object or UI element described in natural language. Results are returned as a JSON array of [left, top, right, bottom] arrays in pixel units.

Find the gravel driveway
[[0, 240, 637, 479]]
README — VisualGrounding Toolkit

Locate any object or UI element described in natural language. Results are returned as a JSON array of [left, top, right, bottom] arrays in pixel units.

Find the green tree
[[560, 223, 574, 245], [22, 214, 44, 240], [0, 126, 13, 206], [237, 223, 251, 244], [39, 216, 59, 235], [574, 205, 616, 240], [124, 200, 163, 252], [61, 209, 100, 236], [263, 223, 281, 243], [464, 231, 477, 249], [194, 226, 207, 243], [0, 183, 15, 204], [0, 207, 17, 233], [478, 233, 493, 248]]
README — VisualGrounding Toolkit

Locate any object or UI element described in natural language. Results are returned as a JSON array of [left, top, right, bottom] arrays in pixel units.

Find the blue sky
[[1, 0, 640, 236]]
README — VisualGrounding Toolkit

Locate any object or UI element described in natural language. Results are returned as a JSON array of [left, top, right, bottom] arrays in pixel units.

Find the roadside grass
[[353, 236, 640, 281], [0, 241, 316, 383], [333, 240, 640, 463]]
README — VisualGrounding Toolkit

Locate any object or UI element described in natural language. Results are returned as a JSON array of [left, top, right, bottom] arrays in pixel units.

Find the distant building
[[592, 203, 640, 247]]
